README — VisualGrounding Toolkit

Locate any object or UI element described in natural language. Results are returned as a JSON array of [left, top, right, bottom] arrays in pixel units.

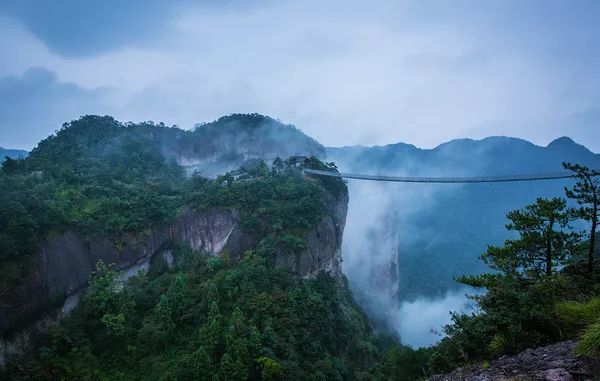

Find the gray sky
[[0, 0, 599, 151]]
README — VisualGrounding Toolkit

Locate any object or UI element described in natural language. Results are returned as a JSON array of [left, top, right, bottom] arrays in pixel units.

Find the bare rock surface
[[430, 341, 600, 381]]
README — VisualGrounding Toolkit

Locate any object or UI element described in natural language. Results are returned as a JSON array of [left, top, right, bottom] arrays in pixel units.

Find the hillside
[[0, 114, 340, 326]]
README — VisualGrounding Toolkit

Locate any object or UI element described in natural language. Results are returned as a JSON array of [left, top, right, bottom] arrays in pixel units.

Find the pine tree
[[563, 162, 600, 275], [481, 198, 579, 277]]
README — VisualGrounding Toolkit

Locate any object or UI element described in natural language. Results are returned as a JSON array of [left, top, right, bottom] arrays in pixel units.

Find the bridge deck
[[303, 168, 581, 183]]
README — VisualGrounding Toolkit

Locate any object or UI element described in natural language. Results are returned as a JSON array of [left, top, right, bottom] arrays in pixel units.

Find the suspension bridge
[[302, 168, 592, 184]]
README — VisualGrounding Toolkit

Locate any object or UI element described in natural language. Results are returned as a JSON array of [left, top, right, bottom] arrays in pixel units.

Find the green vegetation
[[5, 115, 600, 380], [193, 113, 325, 158], [0, 115, 337, 295], [563, 162, 600, 275], [0, 116, 408, 380], [0, 116, 186, 294], [8, 253, 381, 380], [188, 157, 340, 257]]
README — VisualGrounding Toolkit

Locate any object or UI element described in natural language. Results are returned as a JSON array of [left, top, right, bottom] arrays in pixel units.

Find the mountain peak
[[196, 113, 278, 130], [547, 136, 576, 148]]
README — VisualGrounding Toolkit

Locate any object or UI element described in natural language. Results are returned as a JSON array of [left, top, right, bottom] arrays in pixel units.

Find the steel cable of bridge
[[302, 168, 599, 184]]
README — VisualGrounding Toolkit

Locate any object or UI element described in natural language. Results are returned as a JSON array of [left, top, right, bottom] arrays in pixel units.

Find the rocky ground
[[430, 341, 600, 381]]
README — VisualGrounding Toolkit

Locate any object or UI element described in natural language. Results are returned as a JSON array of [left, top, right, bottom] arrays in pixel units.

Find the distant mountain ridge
[[326, 134, 600, 314], [327, 136, 598, 176], [0, 147, 28, 162]]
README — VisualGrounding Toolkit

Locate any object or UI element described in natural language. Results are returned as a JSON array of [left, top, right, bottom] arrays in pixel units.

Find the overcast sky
[[0, 0, 599, 151]]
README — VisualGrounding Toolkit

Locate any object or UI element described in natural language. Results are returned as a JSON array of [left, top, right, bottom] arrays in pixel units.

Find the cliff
[[0, 186, 348, 364]]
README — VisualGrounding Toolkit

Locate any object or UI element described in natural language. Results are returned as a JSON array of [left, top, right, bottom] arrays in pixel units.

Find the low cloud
[[1, 1, 599, 151], [0, 67, 114, 148], [0, 0, 190, 57], [395, 289, 474, 347]]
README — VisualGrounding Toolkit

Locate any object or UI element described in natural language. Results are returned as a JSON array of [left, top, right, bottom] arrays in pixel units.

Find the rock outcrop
[[274, 190, 349, 279], [0, 188, 348, 364], [430, 341, 600, 381]]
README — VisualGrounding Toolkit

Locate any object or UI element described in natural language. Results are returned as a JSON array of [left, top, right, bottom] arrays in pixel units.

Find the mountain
[[0, 115, 367, 379], [22, 113, 323, 178], [0, 147, 28, 162], [327, 136, 600, 321], [2, 114, 599, 379], [0, 114, 336, 331]]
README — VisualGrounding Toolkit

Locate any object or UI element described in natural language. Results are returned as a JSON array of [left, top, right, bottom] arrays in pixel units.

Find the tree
[[563, 162, 600, 275], [1, 156, 25, 174], [256, 356, 283, 381], [482, 198, 577, 277], [272, 157, 284, 173], [82, 261, 118, 316], [167, 274, 187, 323]]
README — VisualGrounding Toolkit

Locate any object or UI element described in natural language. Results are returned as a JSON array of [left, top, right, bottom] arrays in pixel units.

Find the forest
[[1, 116, 392, 380], [2, 116, 600, 380]]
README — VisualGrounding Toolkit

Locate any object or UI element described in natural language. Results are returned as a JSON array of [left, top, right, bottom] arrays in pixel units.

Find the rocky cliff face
[[0, 187, 348, 364], [274, 190, 349, 279], [430, 341, 600, 381]]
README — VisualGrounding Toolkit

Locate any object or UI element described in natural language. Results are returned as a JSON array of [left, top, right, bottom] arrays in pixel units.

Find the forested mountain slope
[[0, 115, 362, 379], [0, 114, 447, 380]]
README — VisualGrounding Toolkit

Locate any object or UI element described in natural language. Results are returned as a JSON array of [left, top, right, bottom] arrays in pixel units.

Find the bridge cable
[[302, 168, 598, 184]]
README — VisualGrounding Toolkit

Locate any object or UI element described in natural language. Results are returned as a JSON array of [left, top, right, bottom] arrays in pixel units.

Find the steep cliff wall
[[274, 190, 348, 279], [0, 188, 348, 364]]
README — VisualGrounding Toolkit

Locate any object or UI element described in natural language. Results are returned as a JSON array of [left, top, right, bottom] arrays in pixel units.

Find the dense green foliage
[[193, 113, 325, 160], [0, 116, 187, 294], [5, 115, 600, 380], [8, 252, 381, 380], [1, 116, 186, 247], [0, 116, 414, 379], [0, 115, 338, 295]]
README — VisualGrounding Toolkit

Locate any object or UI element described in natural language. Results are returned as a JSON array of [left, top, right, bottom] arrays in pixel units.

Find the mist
[[395, 288, 473, 347], [337, 158, 479, 347], [328, 136, 600, 347]]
